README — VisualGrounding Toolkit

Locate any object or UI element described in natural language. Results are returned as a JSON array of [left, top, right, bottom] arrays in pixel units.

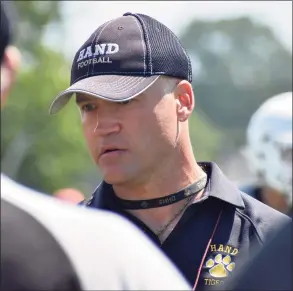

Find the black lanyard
[[115, 175, 208, 210]]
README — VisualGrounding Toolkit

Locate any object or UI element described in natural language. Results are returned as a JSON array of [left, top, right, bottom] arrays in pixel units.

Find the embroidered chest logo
[[203, 244, 239, 286]]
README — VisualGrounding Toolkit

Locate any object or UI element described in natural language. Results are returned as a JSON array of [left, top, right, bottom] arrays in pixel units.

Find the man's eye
[[119, 100, 132, 105], [81, 104, 96, 112]]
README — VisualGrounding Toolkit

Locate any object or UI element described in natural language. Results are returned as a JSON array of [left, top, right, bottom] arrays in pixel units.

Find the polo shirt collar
[[199, 162, 245, 209]]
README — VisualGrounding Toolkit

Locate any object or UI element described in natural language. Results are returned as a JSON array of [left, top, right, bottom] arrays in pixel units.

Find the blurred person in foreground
[[0, 2, 20, 106], [49, 12, 291, 290], [240, 92, 292, 216], [1, 3, 191, 290]]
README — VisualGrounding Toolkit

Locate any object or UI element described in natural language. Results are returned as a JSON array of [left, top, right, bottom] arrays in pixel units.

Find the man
[[240, 92, 292, 215], [1, 3, 191, 290], [49, 12, 291, 290]]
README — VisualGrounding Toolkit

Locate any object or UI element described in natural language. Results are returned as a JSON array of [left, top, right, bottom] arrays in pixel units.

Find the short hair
[[160, 75, 181, 95]]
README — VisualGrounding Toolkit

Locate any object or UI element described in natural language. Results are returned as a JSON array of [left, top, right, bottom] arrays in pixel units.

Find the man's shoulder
[[221, 219, 292, 291], [238, 190, 291, 242], [239, 184, 260, 198], [240, 190, 290, 222]]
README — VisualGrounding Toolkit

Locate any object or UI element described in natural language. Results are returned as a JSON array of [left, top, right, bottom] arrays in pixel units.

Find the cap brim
[[49, 75, 160, 115]]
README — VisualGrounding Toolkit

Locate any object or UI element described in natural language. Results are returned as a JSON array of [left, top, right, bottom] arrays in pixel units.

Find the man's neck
[[111, 144, 206, 238], [112, 148, 203, 201]]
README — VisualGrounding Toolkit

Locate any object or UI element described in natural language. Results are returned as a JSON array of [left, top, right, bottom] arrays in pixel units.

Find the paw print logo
[[206, 254, 235, 278]]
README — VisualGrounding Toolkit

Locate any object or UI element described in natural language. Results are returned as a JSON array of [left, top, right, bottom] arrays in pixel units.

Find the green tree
[[180, 17, 292, 147], [11, 1, 61, 61]]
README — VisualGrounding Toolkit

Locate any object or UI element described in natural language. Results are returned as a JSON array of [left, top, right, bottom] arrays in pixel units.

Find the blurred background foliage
[[1, 1, 292, 196], [181, 17, 292, 146], [1, 1, 97, 195]]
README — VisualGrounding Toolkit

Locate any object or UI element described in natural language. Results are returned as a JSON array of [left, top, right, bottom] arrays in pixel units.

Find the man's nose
[[93, 114, 121, 136]]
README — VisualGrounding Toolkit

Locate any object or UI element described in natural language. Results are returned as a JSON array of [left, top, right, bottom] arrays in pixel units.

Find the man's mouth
[[99, 147, 126, 159]]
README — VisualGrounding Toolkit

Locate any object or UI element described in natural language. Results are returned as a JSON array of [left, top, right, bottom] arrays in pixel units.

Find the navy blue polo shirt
[[84, 162, 291, 290]]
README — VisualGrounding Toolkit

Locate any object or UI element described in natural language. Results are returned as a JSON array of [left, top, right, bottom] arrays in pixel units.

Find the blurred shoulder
[[238, 190, 291, 242]]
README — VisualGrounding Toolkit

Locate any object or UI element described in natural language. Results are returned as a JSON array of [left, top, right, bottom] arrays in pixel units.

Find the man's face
[[76, 78, 180, 186]]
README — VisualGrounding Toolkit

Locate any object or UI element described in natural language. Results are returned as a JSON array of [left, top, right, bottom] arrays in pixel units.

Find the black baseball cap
[[49, 12, 192, 115]]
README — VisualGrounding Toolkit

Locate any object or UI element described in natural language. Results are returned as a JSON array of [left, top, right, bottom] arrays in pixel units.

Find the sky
[[54, 1, 292, 60]]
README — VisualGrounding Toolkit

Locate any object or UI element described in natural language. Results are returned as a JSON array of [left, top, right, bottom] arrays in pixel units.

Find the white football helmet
[[244, 91, 292, 205]]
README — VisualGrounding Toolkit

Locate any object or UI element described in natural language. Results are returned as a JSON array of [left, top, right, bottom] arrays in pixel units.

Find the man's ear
[[174, 80, 194, 122], [1, 45, 21, 109]]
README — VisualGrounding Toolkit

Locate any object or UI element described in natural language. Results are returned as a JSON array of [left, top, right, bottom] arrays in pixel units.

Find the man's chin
[[99, 164, 139, 185], [102, 171, 129, 186]]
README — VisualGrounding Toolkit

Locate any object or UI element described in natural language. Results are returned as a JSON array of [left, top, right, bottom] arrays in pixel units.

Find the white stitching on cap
[[166, 27, 192, 81], [78, 19, 113, 80], [137, 15, 152, 74], [133, 17, 146, 74], [73, 71, 165, 84], [84, 24, 103, 78], [49, 75, 160, 114], [90, 19, 117, 75], [70, 78, 147, 95], [63, 76, 159, 100]]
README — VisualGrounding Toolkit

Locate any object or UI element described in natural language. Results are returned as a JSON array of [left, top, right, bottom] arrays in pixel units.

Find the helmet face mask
[[245, 92, 292, 206]]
